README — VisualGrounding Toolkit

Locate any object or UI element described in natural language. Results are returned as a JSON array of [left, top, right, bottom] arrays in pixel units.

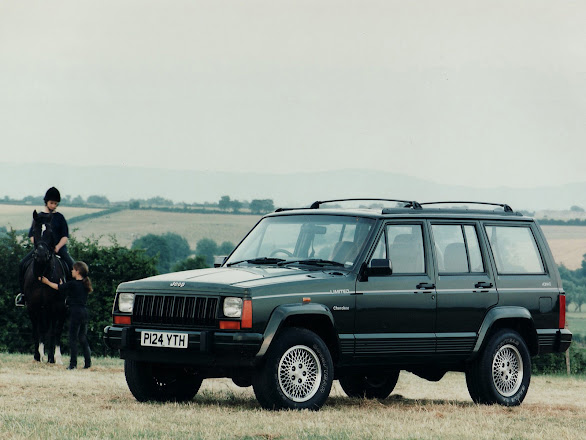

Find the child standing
[[41, 261, 92, 370]]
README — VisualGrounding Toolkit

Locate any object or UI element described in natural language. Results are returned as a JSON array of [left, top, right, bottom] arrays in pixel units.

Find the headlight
[[223, 297, 243, 318], [118, 293, 135, 313]]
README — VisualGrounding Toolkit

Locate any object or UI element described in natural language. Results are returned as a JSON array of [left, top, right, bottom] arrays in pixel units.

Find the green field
[[1, 352, 585, 440], [567, 311, 586, 338]]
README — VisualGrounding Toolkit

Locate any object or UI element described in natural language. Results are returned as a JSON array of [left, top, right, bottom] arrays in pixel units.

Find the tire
[[252, 328, 333, 410], [467, 330, 531, 406], [124, 360, 203, 403], [339, 370, 400, 399]]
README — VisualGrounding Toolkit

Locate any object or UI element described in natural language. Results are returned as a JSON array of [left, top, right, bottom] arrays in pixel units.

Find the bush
[[532, 343, 586, 375], [68, 236, 158, 355], [0, 231, 158, 357]]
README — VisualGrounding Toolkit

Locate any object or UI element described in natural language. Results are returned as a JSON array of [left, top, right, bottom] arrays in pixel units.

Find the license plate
[[140, 331, 188, 349]]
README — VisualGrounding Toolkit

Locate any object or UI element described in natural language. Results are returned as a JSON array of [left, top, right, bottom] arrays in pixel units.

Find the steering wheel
[[269, 248, 294, 257]]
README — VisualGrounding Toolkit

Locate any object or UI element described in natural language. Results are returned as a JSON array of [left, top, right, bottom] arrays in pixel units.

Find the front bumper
[[104, 325, 263, 366]]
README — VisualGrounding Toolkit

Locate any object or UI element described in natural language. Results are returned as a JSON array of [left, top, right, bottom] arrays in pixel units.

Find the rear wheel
[[339, 371, 400, 399], [124, 360, 203, 402], [466, 330, 531, 406], [252, 328, 333, 410]]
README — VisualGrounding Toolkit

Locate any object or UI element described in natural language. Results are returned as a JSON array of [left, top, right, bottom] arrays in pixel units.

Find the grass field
[[0, 205, 103, 231], [0, 353, 584, 440], [567, 311, 586, 337], [67, 209, 261, 250], [541, 225, 586, 270]]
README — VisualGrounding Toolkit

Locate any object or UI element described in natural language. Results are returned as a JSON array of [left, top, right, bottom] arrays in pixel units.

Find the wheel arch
[[256, 303, 339, 362], [471, 306, 538, 359]]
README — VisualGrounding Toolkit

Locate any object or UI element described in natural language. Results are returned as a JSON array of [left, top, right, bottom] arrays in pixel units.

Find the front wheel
[[466, 329, 531, 406], [252, 328, 333, 410], [339, 370, 400, 399], [124, 360, 203, 402]]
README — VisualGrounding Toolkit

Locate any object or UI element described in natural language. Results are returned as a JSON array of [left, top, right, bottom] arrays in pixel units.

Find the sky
[[1, 0, 585, 189]]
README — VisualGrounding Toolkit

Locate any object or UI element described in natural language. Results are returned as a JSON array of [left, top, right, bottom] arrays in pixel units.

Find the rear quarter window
[[484, 225, 545, 274]]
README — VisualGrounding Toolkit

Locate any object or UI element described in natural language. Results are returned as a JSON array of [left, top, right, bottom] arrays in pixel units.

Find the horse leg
[[38, 342, 46, 362], [46, 319, 56, 364], [29, 311, 41, 362], [54, 313, 65, 366]]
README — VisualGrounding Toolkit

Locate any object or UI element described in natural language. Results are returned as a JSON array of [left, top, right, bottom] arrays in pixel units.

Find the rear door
[[431, 221, 498, 357], [482, 221, 559, 331], [354, 222, 437, 363]]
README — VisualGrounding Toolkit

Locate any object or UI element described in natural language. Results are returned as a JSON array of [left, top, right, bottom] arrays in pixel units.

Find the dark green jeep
[[104, 199, 572, 410]]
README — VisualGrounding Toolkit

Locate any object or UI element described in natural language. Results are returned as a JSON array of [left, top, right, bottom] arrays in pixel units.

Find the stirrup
[[15, 293, 25, 307]]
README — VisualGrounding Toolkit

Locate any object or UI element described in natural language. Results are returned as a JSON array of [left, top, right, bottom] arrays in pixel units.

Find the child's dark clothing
[[59, 280, 91, 368]]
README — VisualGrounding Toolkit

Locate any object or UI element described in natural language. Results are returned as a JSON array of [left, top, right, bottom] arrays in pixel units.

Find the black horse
[[23, 210, 67, 364]]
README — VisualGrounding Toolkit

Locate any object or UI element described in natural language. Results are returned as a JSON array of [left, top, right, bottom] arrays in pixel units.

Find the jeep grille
[[132, 294, 218, 328]]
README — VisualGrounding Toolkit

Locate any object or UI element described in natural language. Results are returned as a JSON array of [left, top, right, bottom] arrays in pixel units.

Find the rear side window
[[432, 224, 485, 273], [484, 225, 545, 274]]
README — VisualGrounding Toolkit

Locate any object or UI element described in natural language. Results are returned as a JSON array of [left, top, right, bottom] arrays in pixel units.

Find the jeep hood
[[117, 266, 350, 294]]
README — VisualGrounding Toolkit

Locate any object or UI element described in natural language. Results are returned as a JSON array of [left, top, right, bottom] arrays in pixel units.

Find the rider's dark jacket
[[28, 211, 69, 246]]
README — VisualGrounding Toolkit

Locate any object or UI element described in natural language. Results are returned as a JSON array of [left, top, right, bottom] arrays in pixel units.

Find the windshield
[[226, 214, 376, 269]]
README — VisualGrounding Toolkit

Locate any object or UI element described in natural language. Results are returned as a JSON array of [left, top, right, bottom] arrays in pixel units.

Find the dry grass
[[1, 352, 584, 440], [540, 225, 586, 270], [0, 205, 102, 231], [66, 210, 260, 250]]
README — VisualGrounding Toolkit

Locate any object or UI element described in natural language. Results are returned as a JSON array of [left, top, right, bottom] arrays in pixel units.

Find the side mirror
[[367, 259, 392, 277], [214, 256, 228, 268]]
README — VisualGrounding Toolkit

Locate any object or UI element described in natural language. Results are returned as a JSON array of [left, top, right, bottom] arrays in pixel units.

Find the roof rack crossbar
[[310, 198, 422, 210], [419, 201, 513, 212]]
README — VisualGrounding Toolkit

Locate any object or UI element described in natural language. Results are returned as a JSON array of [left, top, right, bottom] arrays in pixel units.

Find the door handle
[[474, 282, 493, 289], [416, 283, 435, 290]]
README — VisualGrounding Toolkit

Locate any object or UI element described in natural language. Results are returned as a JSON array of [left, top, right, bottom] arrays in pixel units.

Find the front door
[[354, 222, 437, 364]]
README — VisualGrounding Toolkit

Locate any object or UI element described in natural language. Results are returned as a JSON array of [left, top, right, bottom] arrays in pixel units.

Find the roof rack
[[310, 198, 422, 209], [419, 201, 514, 212]]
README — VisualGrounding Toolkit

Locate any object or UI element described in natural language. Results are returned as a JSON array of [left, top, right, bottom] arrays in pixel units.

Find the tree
[[87, 195, 110, 206], [218, 195, 231, 211], [218, 241, 235, 256], [570, 205, 585, 212], [250, 199, 275, 214], [196, 238, 218, 266], [145, 196, 174, 207], [131, 233, 191, 273], [171, 255, 208, 272], [230, 199, 243, 213]]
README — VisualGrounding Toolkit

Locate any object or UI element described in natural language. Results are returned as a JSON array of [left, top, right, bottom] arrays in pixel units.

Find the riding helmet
[[44, 187, 61, 203]]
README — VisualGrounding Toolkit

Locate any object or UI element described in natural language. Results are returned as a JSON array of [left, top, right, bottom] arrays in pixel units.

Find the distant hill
[[2, 162, 585, 211]]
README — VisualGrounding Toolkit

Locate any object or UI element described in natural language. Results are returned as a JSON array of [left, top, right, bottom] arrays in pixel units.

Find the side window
[[432, 224, 485, 274], [386, 225, 425, 274], [485, 225, 545, 274], [371, 233, 387, 260]]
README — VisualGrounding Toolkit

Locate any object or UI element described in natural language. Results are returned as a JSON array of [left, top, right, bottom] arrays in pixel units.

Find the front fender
[[256, 303, 334, 357], [472, 306, 535, 356]]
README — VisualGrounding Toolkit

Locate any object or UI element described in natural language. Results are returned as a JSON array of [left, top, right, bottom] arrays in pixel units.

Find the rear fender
[[471, 306, 537, 359]]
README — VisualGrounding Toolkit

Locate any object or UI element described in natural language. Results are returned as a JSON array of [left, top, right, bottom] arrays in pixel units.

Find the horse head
[[32, 210, 54, 277]]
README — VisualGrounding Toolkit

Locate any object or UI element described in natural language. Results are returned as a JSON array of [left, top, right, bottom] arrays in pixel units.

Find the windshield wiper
[[227, 257, 286, 267], [278, 259, 346, 267]]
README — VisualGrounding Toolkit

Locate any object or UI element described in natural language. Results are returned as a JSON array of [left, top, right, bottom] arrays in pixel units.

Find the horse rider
[[15, 186, 75, 306]]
